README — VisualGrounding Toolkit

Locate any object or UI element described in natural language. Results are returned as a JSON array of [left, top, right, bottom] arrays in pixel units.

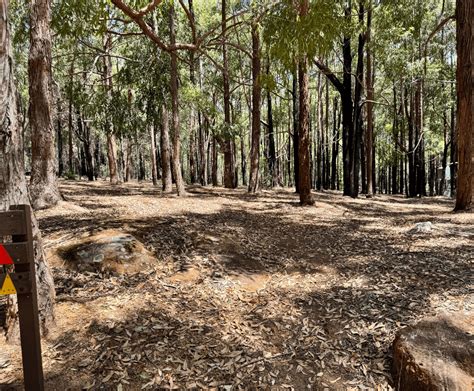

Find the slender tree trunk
[[103, 34, 119, 185], [298, 59, 314, 205], [331, 97, 339, 190], [169, 4, 186, 195], [366, 5, 374, 197], [297, 0, 313, 205], [221, 0, 236, 189], [266, 65, 277, 187], [454, 0, 473, 210], [29, 0, 61, 209], [324, 80, 330, 189], [150, 118, 158, 186], [248, 22, 261, 192], [352, 1, 366, 198], [67, 58, 74, 175], [342, 5, 354, 197], [0, 0, 55, 336], [160, 105, 172, 192], [316, 73, 323, 190], [292, 70, 300, 193], [57, 95, 63, 177], [212, 137, 218, 186]]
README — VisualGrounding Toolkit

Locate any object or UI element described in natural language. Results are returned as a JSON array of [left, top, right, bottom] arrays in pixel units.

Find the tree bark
[[160, 105, 172, 192], [298, 59, 314, 205], [366, 5, 374, 198], [67, 58, 74, 176], [221, 0, 236, 189], [103, 33, 119, 185], [150, 120, 158, 186], [249, 23, 262, 193], [454, 0, 473, 210], [351, 1, 366, 198], [56, 95, 63, 177], [0, 0, 55, 336], [297, 0, 313, 205], [212, 136, 218, 186], [292, 70, 300, 193], [169, 4, 186, 195], [331, 97, 340, 190], [28, 0, 60, 209], [266, 64, 277, 187]]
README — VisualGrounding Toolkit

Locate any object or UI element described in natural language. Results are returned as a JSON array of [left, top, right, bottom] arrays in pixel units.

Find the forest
[[0, 0, 472, 389]]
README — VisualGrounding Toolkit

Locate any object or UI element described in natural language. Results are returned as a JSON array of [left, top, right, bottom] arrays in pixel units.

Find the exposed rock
[[408, 221, 435, 234], [58, 230, 156, 274], [392, 313, 473, 391]]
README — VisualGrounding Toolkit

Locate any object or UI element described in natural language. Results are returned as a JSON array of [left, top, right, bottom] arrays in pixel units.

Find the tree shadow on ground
[[28, 182, 472, 389]]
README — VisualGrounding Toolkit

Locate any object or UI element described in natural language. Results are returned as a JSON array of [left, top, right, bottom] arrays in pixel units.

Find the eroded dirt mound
[[392, 313, 474, 390], [57, 229, 156, 274]]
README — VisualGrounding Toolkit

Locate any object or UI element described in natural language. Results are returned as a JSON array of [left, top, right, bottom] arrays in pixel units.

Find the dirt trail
[[0, 180, 472, 390]]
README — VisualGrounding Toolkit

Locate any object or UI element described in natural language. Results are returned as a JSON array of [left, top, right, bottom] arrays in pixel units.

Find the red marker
[[0, 245, 13, 265]]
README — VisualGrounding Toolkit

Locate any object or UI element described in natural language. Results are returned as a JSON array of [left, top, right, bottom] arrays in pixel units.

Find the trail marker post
[[0, 204, 44, 391]]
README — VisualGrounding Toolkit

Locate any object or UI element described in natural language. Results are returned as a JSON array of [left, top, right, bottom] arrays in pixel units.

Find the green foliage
[[263, 0, 341, 69]]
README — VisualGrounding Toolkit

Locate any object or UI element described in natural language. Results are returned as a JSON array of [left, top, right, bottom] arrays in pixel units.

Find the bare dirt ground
[[1, 180, 472, 390]]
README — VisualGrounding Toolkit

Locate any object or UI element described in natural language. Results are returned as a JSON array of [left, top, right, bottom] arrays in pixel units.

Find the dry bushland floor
[[1, 180, 472, 390]]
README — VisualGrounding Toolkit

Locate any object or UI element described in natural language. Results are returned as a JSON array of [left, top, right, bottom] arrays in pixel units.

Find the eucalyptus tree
[[264, 0, 338, 204], [29, 0, 61, 208], [1, 0, 55, 336], [454, 0, 473, 210]]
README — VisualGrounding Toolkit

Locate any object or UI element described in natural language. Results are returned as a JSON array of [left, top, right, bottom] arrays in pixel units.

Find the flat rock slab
[[58, 229, 156, 274], [392, 313, 473, 391]]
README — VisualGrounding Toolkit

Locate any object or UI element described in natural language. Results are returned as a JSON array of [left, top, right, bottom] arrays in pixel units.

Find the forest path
[[1, 180, 472, 390]]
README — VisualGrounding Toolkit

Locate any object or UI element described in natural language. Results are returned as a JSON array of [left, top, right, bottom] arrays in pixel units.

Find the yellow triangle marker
[[0, 274, 17, 295]]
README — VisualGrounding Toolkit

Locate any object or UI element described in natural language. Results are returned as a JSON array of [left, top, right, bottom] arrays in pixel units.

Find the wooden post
[[0, 205, 44, 390]]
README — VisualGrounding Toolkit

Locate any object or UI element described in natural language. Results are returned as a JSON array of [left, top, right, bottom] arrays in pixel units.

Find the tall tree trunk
[[221, 0, 236, 189], [0, 0, 55, 336], [331, 97, 340, 190], [365, 4, 374, 198], [405, 88, 417, 197], [342, 5, 354, 197], [292, 70, 300, 193], [297, 0, 313, 205], [351, 1, 366, 198], [160, 105, 172, 192], [29, 0, 61, 209], [316, 73, 323, 190], [240, 134, 247, 186], [454, 0, 473, 210], [298, 64, 314, 204], [103, 34, 119, 185], [169, 4, 186, 195], [150, 117, 158, 186], [324, 80, 330, 189], [266, 65, 277, 187], [212, 136, 218, 186], [67, 58, 74, 175], [57, 95, 63, 177]]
